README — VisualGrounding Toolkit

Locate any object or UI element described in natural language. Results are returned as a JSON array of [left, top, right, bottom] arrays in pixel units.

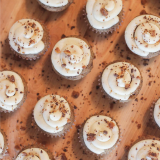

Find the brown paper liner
[[13, 143, 53, 160], [32, 96, 75, 138], [9, 19, 50, 61], [98, 60, 143, 103], [51, 35, 94, 81], [0, 70, 28, 113], [78, 113, 122, 159], [37, 0, 73, 12], [0, 129, 8, 158], [128, 135, 160, 159], [83, 4, 125, 35], [150, 98, 160, 130]]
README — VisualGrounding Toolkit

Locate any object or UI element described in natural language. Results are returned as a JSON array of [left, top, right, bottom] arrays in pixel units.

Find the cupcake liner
[[0, 129, 8, 158], [98, 60, 143, 103], [13, 143, 54, 160], [51, 35, 94, 81], [83, 4, 125, 35], [0, 70, 28, 113], [32, 96, 75, 138], [77, 113, 122, 159], [128, 135, 160, 159], [37, 0, 74, 12], [9, 18, 50, 61], [150, 98, 160, 130]]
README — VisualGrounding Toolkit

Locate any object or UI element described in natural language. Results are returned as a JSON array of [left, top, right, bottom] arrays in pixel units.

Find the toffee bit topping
[[64, 49, 71, 55], [8, 75, 15, 82], [108, 121, 115, 129], [31, 23, 36, 28], [55, 47, 61, 53], [103, 130, 108, 135], [87, 133, 96, 142], [100, 8, 108, 16], [148, 151, 157, 158], [29, 39, 35, 46], [61, 64, 66, 68], [82, 65, 86, 69], [22, 152, 27, 156], [150, 30, 156, 37], [56, 126, 59, 130], [67, 119, 71, 123], [125, 84, 130, 89]]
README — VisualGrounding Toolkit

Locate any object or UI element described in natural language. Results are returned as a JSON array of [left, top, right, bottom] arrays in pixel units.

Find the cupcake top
[[38, 0, 68, 7], [102, 62, 141, 101], [0, 71, 24, 111], [34, 95, 71, 133], [86, 0, 122, 30], [128, 139, 160, 160], [15, 148, 50, 160], [51, 37, 91, 77], [0, 132, 4, 155], [154, 98, 160, 127], [83, 115, 119, 154], [9, 19, 44, 54], [125, 15, 160, 57]]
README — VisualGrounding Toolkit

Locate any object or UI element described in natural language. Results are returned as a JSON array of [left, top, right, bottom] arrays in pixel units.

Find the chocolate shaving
[[108, 121, 115, 129], [9, 75, 15, 82]]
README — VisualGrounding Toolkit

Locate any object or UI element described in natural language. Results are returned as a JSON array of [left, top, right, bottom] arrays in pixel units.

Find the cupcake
[[8, 19, 49, 60], [15, 144, 53, 160], [33, 95, 74, 137], [151, 98, 160, 128], [0, 71, 27, 112], [101, 61, 143, 102], [128, 137, 160, 160], [125, 15, 160, 59], [51, 36, 94, 81], [79, 115, 120, 157], [85, 0, 124, 34], [0, 129, 8, 158], [37, 0, 73, 12]]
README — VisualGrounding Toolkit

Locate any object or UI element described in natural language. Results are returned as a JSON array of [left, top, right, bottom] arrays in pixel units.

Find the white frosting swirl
[[128, 139, 160, 160], [154, 98, 160, 127], [9, 19, 44, 54], [0, 71, 24, 111], [125, 15, 160, 57], [38, 0, 68, 7], [86, 0, 122, 30], [102, 62, 141, 101], [83, 115, 119, 154], [34, 95, 71, 133], [51, 37, 91, 77], [0, 132, 4, 154], [15, 148, 50, 160]]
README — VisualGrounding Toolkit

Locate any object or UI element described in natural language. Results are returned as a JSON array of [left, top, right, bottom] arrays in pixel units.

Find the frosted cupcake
[[0, 129, 8, 158], [150, 98, 160, 128], [101, 61, 143, 102], [33, 95, 74, 137], [85, 0, 124, 34], [51, 36, 94, 80], [15, 145, 53, 160], [125, 15, 160, 59], [128, 137, 160, 160], [9, 19, 49, 60], [37, 0, 73, 12], [0, 71, 27, 112], [80, 115, 120, 156]]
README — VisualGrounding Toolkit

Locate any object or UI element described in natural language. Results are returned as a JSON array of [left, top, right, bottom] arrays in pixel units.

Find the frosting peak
[[154, 98, 160, 127], [86, 0, 122, 30], [125, 15, 160, 57], [0, 71, 25, 111], [102, 62, 141, 101], [34, 95, 71, 133], [83, 115, 119, 154], [52, 37, 91, 77], [9, 19, 44, 54]]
